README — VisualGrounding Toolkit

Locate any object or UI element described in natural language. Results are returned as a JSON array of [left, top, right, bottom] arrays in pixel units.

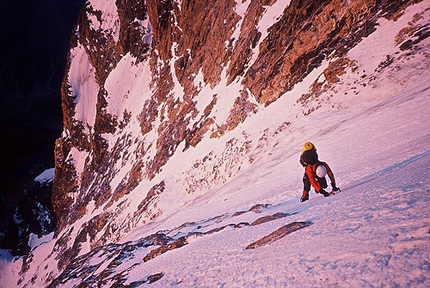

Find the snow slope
[[118, 36, 430, 286], [125, 82, 430, 287], [1, 1, 430, 287]]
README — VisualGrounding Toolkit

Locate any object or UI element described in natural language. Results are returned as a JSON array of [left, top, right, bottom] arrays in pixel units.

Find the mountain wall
[[30, 0, 427, 281], [0, 0, 85, 254]]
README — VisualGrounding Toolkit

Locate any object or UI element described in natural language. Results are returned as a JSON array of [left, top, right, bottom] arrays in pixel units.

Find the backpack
[[310, 163, 328, 189]]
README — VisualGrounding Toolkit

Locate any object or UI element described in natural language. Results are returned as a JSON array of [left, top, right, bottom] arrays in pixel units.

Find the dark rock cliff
[[0, 0, 85, 254]]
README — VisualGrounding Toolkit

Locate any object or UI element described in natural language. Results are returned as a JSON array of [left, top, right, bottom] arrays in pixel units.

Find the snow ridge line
[[342, 148, 430, 192]]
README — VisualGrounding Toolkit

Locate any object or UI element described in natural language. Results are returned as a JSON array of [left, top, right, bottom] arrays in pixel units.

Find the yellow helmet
[[302, 142, 316, 152]]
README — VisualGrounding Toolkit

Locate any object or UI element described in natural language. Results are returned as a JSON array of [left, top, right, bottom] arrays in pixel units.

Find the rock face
[[47, 0, 427, 276], [0, 0, 85, 253], [242, 0, 422, 105]]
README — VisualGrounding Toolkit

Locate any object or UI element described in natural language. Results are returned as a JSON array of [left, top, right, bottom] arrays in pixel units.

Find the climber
[[299, 142, 340, 202]]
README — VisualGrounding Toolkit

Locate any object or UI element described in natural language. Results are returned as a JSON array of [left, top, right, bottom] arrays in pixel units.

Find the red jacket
[[305, 162, 335, 192]]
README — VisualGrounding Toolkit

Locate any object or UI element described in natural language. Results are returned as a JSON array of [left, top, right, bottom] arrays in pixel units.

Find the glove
[[331, 183, 340, 192], [319, 189, 330, 197]]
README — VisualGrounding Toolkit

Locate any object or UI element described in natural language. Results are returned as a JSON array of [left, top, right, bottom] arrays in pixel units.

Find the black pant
[[303, 173, 327, 192]]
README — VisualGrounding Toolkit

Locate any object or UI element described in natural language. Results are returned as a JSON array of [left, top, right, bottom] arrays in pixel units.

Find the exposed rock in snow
[[246, 221, 313, 249]]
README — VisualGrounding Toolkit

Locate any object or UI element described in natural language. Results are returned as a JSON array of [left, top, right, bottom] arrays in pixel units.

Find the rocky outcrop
[[246, 221, 313, 249], [53, 0, 151, 232], [3, 180, 57, 255], [242, 0, 424, 106]]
